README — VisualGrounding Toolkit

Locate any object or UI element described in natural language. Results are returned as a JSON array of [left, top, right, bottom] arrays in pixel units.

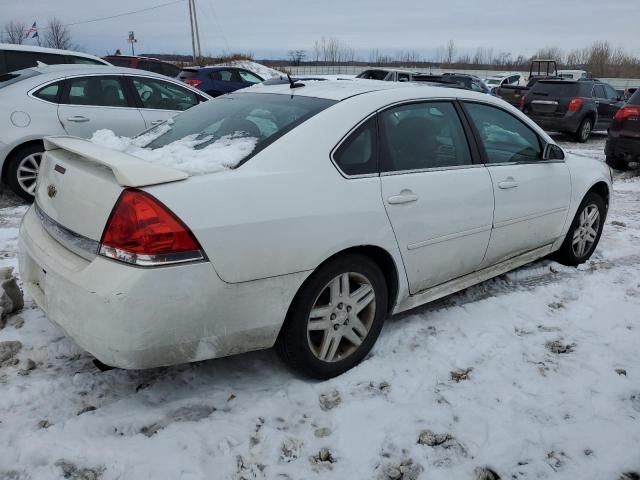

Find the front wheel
[[574, 117, 593, 143], [276, 254, 388, 379], [553, 192, 606, 266], [5, 144, 44, 202]]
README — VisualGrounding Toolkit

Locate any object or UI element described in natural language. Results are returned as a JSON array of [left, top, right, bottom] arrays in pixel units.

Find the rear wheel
[[574, 117, 593, 143], [553, 192, 606, 266], [276, 254, 387, 379], [5, 144, 43, 202]]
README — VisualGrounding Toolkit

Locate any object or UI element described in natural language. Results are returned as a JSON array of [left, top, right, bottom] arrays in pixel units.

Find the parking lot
[[0, 131, 638, 479]]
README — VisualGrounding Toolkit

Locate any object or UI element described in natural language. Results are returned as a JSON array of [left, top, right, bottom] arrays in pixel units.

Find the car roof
[[0, 43, 106, 62], [245, 79, 493, 101], [103, 55, 161, 61], [360, 68, 417, 74]]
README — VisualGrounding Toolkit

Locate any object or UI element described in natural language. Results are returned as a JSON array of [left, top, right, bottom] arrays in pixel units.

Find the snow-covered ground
[[0, 133, 638, 480]]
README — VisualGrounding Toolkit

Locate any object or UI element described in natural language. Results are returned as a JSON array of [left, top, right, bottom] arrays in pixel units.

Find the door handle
[[150, 120, 165, 125], [66, 116, 89, 123], [498, 178, 518, 189], [387, 192, 419, 205]]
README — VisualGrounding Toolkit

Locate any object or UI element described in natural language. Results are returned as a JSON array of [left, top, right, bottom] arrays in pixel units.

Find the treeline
[[2, 19, 75, 50]]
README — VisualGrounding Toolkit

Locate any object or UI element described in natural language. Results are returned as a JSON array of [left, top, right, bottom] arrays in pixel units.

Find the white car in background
[[19, 81, 611, 379], [484, 73, 522, 91], [0, 64, 210, 199]]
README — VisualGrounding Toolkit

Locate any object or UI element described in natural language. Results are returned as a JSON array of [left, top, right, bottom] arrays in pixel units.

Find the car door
[[602, 83, 625, 126], [379, 101, 495, 294], [211, 69, 242, 93], [592, 84, 611, 129], [58, 75, 146, 138], [461, 101, 571, 267], [128, 75, 201, 128]]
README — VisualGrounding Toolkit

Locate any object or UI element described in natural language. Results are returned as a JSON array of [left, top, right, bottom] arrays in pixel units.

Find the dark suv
[[522, 79, 625, 142], [177, 66, 263, 97], [606, 88, 640, 170], [103, 55, 181, 78]]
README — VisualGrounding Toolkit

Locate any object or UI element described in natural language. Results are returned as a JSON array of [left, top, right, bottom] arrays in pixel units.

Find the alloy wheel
[[16, 153, 42, 196], [307, 272, 376, 363], [580, 120, 592, 141], [572, 204, 600, 258]]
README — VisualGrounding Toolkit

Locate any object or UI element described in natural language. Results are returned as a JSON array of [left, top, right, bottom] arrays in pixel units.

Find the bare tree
[[287, 50, 306, 66], [2, 21, 27, 44], [446, 39, 456, 64], [43, 18, 73, 50]]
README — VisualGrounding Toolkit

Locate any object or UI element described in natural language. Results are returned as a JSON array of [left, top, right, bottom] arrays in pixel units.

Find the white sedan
[[18, 80, 611, 379], [0, 64, 210, 200]]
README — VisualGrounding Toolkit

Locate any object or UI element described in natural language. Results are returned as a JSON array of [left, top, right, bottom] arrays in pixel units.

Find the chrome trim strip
[[34, 202, 99, 261], [381, 163, 485, 176], [493, 207, 568, 229], [407, 224, 492, 250]]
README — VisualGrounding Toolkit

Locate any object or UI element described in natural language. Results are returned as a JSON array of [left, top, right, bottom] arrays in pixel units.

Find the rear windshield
[[143, 92, 336, 167], [0, 69, 40, 89], [530, 81, 580, 97], [628, 89, 640, 106], [178, 69, 199, 79]]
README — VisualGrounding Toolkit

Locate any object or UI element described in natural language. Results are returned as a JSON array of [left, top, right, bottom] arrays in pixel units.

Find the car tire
[[605, 154, 630, 171], [5, 144, 44, 202], [552, 192, 606, 266], [276, 254, 388, 379], [574, 117, 593, 143]]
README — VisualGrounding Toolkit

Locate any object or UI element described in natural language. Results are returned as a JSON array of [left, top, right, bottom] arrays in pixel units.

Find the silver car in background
[[0, 64, 210, 200]]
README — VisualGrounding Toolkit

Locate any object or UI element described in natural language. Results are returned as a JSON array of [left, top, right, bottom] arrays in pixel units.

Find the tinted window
[[464, 102, 541, 163], [628, 89, 640, 106], [603, 84, 619, 100], [592, 85, 607, 99], [238, 70, 262, 84], [380, 102, 471, 172], [333, 118, 376, 176], [132, 77, 198, 111], [161, 63, 181, 78], [33, 81, 63, 102], [398, 73, 411, 82], [211, 69, 235, 82], [178, 69, 199, 80], [471, 80, 486, 92], [0, 69, 41, 89], [71, 56, 104, 65], [106, 57, 131, 68], [5, 51, 65, 72], [357, 70, 389, 81], [138, 61, 163, 74], [530, 82, 580, 97], [66, 76, 128, 107], [144, 93, 336, 167]]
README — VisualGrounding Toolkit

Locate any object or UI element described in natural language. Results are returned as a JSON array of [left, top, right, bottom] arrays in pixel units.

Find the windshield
[[143, 92, 336, 167], [0, 69, 41, 89]]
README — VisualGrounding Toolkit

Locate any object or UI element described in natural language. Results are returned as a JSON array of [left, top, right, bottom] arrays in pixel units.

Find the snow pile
[[213, 60, 285, 79], [90, 128, 258, 176]]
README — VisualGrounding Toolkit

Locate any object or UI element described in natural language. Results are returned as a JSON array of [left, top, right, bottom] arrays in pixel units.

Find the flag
[[128, 31, 137, 44], [24, 22, 38, 39]]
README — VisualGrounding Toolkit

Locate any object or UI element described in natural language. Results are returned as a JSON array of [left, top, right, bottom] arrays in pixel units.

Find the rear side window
[[530, 82, 580, 97], [161, 63, 181, 77], [380, 101, 472, 172], [333, 118, 377, 176], [5, 51, 65, 72], [464, 102, 541, 163], [66, 76, 128, 107], [33, 81, 63, 102], [592, 85, 606, 99]]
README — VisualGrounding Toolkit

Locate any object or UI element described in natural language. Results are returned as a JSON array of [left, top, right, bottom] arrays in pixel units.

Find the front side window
[[333, 118, 376, 176], [398, 73, 410, 82], [380, 101, 472, 172], [132, 77, 198, 111], [464, 102, 541, 163], [66, 76, 128, 107], [33, 81, 63, 102], [238, 70, 262, 84], [604, 84, 619, 100]]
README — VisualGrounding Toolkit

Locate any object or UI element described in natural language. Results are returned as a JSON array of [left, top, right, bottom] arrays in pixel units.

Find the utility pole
[[188, 0, 202, 65]]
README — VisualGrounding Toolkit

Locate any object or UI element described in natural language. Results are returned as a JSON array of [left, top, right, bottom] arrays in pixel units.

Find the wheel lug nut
[[338, 303, 343, 309], [333, 324, 339, 330], [346, 306, 352, 312], [330, 314, 336, 320]]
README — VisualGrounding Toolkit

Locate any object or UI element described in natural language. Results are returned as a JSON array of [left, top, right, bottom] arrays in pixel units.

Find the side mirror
[[543, 143, 565, 161]]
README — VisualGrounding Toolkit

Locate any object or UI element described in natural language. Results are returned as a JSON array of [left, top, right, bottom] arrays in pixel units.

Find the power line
[[63, 0, 186, 28]]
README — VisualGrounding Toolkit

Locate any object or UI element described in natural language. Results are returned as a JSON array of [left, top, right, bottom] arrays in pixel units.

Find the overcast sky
[[1, 0, 638, 59]]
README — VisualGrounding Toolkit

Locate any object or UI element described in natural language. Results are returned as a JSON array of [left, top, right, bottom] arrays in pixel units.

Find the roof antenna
[[287, 73, 304, 89]]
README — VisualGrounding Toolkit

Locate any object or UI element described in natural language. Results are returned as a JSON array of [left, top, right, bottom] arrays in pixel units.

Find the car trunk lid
[[35, 136, 187, 243]]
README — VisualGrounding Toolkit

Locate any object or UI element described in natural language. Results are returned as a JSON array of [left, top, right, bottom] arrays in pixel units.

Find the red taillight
[[567, 98, 582, 113], [99, 189, 204, 266], [184, 79, 203, 87], [614, 106, 640, 121]]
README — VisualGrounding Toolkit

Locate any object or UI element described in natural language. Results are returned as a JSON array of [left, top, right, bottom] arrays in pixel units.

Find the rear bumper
[[605, 136, 640, 165], [18, 207, 308, 369], [527, 112, 582, 133]]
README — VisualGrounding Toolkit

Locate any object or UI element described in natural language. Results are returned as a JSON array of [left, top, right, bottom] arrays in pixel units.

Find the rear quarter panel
[[145, 98, 401, 284]]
